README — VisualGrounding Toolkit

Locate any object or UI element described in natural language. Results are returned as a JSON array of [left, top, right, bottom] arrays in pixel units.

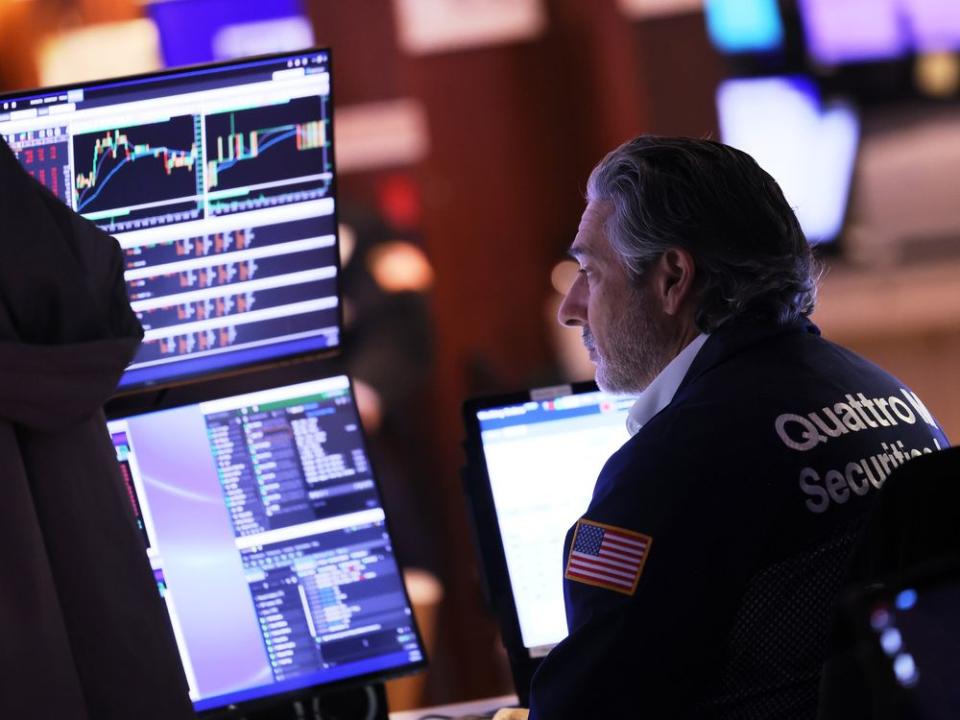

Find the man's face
[[558, 200, 671, 394]]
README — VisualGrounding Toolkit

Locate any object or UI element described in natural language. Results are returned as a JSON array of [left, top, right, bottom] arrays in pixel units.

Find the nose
[[558, 272, 587, 327]]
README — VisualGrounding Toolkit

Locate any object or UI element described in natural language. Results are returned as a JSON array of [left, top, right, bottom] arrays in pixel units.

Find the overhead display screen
[[717, 75, 860, 245]]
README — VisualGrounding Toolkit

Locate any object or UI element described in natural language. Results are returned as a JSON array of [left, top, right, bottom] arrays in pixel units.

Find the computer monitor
[[705, 0, 785, 55], [903, 0, 960, 53], [0, 49, 341, 391], [716, 75, 860, 246], [108, 375, 425, 713], [798, 0, 910, 65], [799, 0, 960, 65], [462, 382, 633, 701], [146, 0, 315, 68]]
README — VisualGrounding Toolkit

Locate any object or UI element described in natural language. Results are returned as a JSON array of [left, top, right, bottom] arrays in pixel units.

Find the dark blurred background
[[2, 0, 959, 709]]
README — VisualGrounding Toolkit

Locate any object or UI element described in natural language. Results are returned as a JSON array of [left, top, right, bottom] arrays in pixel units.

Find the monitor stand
[[240, 683, 389, 720]]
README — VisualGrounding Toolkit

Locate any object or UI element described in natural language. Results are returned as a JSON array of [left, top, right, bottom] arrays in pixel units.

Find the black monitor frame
[[108, 374, 428, 717], [0, 48, 343, 395], [461, 380, 602, 705]]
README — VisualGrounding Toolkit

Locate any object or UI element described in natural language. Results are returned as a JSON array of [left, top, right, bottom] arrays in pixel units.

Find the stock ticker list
[[205, 392, 379, 537], [241, 526, 420, 679], [205, 392, 422, 679], [4, 127, 71, 204], [125, 215, 339, 367]]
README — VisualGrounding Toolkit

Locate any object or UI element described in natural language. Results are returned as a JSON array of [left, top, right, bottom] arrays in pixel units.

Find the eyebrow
[[567, 245, 592, 261]]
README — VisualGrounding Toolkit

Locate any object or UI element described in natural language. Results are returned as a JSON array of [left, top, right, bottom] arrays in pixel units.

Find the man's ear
[[652, 247, 696, 317]]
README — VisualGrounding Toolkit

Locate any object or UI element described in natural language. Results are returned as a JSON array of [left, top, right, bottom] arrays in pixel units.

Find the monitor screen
[[107, 375, 424, 712], [147, 0, 315, 68], [717, 75, 860, 246], [473, 388, 633, 657], [0, 50, 340, 390], [798, 0, 910, 65], [902, 0, 960, 53]]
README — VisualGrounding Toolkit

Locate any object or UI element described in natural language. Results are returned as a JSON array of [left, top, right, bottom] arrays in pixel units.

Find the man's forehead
[[569, 200, 613, 258]]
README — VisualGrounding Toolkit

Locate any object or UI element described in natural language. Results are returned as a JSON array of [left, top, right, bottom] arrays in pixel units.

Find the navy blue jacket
[[529, 316, 948, 719]]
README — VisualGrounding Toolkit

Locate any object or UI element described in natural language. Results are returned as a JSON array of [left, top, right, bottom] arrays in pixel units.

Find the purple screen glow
[[903, 0, 960, 51], [800, 0, 909, 64], [107, 376, 424, 713]]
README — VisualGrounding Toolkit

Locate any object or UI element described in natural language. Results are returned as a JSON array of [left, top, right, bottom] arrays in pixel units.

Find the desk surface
[[389, 694, 519, 720]]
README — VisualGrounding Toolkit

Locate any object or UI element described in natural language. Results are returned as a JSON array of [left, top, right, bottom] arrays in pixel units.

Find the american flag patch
[[564, 519, 651, 595]]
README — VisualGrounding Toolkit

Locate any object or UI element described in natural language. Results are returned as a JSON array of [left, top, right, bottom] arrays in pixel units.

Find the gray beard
[[593, 291, 673, 395]]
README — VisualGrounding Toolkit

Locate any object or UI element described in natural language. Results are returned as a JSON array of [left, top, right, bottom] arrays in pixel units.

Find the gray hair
[[587, 136, 819, 333]]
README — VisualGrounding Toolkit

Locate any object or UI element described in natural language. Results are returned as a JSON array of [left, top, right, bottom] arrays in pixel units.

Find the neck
[[664, 316, 702, 364]]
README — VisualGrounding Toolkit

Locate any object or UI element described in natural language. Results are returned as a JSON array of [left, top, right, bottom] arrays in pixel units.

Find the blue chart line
[[78, 145, 195, 211], [72, 115, 200, 217], [213, 128, 297, 177], [206, 113, 327, 190]]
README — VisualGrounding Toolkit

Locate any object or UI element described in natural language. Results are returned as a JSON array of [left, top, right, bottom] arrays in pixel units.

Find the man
[[527, 137, 948, 718]]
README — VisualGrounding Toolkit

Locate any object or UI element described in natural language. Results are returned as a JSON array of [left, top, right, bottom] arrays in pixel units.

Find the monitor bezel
[[109, 373, 428, 716], [0, 48, 344, 395]]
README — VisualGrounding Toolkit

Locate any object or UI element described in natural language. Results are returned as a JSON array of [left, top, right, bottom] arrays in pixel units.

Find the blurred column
[[394, 4, 576, 702]]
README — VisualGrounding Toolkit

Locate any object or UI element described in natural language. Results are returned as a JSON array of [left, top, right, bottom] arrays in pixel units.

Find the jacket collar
[[676, 314, 820, 397], [626, 332, 709, 435]]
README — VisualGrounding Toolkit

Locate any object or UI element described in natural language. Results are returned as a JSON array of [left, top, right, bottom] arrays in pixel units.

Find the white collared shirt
[[626, 333, 710, 436]]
